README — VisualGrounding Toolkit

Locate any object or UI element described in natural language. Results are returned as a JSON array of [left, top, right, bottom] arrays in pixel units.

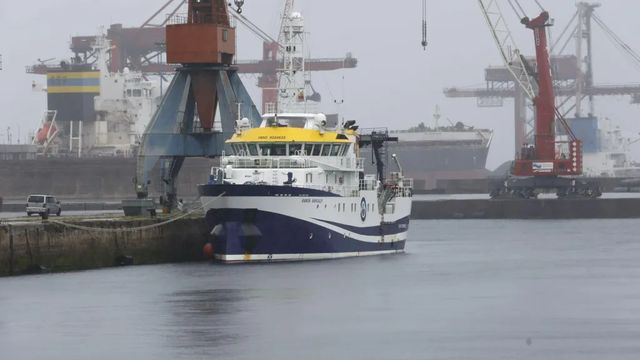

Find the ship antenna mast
[[433, 105, 441, 130]]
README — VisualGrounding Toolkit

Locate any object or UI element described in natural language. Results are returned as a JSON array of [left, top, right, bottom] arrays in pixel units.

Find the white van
[[26, 195, 62, 217]]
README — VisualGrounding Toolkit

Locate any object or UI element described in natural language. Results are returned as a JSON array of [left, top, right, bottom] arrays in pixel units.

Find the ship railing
[[359, 179, 378, 191], [396, 179, 414, 198], [401, 178, 414, 189], [224, 157, 311, 169], [358, 127, 390, 136], [224, 156, 363, 170], [379, 178, 414, 198]]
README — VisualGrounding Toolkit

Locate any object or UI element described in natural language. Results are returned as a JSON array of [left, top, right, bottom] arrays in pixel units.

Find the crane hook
[[233, 0, 245, 14], [421, 0, 428, 50]]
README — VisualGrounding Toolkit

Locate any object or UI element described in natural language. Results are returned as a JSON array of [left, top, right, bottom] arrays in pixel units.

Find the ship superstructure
[[33, 34, 162, 157], [90, 35, 161, 157], [579, 118, 640, 178]]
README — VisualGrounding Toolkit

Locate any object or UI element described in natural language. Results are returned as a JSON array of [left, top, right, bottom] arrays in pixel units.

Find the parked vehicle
[[26, 195, 62, 217]]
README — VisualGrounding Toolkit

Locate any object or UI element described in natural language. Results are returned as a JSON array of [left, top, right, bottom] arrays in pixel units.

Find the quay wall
[[411, 198, 640, 220], [0, 217, 208, 276]]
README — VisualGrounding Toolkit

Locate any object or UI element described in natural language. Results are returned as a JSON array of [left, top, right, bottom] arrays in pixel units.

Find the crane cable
[[421, 0, 428, 50], [47, 193, 225, 234], [533, 0, 545, 12], [592, 14, 640, 72], [508, 0, 545, 19], [507, 0, 526, 19]]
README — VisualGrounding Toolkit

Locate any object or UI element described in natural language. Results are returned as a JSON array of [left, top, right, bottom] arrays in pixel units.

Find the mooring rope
[[48, 193, 224, 233]]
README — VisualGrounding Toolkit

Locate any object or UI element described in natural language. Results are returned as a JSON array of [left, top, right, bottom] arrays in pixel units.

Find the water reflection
[[165, 289, 250, 351]]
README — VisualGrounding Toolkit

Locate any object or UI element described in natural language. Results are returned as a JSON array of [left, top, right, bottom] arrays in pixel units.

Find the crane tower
[[134, 0, 261, 207]]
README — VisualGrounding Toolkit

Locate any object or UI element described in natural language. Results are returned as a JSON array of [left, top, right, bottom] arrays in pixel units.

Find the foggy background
[[0, 0, 639, 169]]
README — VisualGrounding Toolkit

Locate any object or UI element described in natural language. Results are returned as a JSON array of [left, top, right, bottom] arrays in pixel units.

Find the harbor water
[[2, 219, 640, 359]]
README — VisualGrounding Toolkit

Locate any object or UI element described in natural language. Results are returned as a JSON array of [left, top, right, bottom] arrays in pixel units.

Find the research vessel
[[198, 114, 413, 262]]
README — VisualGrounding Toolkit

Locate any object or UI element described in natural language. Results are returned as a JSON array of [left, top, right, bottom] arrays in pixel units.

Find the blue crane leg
[[134, 67, 261, 201]]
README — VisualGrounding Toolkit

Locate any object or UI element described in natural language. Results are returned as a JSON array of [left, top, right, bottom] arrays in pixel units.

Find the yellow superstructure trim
[[227, 127, 352, 144], [47, 86, 101, 94], [47, 72, 100, 79]]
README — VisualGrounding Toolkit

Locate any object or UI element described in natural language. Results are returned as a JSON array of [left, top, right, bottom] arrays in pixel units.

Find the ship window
[[340, 144, 349, 156], [321, 144, 331, 156], [312, 144, 322, 156], [303, 144, 313, 156], [247, 144, 259, 156], [126, 89, 132, 97], [289, 144, 302, 156], [240, 144, 249, 155], [133, 89, 142, 97], [232, 144, 246, 155], [261, 144, 286, 156], [330, 144, 341, 156], [273, 144, 287, 156]]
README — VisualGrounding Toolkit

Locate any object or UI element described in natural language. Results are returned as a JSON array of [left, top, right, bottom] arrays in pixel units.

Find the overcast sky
[[1, 0, 639, 169]]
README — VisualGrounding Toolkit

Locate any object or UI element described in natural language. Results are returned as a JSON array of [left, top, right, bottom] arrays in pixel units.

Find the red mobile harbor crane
[[489, 10, 601, 199]]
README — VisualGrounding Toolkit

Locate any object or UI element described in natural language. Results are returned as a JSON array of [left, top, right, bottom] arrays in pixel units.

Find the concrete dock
[[0, 216, 207, 276]]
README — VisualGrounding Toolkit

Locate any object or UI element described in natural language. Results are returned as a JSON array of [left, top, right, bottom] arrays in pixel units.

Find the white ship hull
[[199, 184, 411, 263]]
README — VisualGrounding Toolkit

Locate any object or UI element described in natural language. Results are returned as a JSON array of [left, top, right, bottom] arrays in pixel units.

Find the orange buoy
[[203, 242, 215, 260]]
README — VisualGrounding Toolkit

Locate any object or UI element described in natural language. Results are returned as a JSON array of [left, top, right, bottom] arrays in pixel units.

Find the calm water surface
[[2, 219, 640, 359]]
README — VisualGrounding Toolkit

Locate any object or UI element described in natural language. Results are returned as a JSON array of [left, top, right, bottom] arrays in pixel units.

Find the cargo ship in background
[[362, 108, 493, 190]]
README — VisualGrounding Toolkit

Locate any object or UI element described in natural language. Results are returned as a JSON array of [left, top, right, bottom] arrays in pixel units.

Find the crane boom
[[477, 0, 535, 100], [522, 12, 555, 161]]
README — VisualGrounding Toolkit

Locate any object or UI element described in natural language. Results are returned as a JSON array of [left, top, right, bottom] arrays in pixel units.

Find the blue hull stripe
[[199, 184, 341, 198], [206, 209, 407, 256], [313, 217, 410, 236]]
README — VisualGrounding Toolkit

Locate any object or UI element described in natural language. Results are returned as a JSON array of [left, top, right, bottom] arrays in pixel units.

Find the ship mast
[[276, 5, 314, 114]]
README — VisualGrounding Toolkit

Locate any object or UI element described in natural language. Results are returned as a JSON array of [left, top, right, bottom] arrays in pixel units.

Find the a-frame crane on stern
[[478, 0, 601, 199]]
